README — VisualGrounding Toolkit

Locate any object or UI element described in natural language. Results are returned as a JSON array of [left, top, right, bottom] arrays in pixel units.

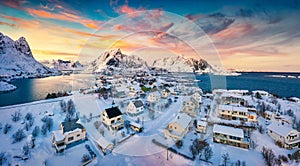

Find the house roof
[[173, 113, 192, 129], [232, 106, 248, 113], [197, 120, 207, 127], [267, 122, 297, 137], [133, 100, 143, 108], [52, 130, 65, 141], [61, 122, 84, 134], [213, 124, 244, 138], [105, 106, 122, 119]]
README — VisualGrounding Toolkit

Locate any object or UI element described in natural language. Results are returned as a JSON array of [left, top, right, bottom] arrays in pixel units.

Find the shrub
[[32, 126, 40, 137], [12, 129, 26, 143], [3, 123, 11, 134], [262, 146, 275, 166], [175, 140, 183, 149], [81, 154, 90, 163], [11, 111, 21, 122], [0, 152, 6, 165]]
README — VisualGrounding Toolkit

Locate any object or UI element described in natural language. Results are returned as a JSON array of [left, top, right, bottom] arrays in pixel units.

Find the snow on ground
[[0, 81, 17, 92], [0, 86, 299, 165]]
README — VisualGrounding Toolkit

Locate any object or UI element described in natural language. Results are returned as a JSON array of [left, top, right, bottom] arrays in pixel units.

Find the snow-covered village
[[1, 0, 300, 166], [0, 48, 299, 166]]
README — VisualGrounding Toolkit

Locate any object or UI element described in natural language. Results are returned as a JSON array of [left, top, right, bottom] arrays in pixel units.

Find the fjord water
[[0, 72, 299, 107], [196, 72, 300, 98]]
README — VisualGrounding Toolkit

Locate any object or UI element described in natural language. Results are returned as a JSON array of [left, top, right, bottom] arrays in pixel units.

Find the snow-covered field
[[0, 87, 299, 165], [0, 81, 16, 92]]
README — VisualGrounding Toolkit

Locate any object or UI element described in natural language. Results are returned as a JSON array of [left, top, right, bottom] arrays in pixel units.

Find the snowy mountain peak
[[0, 32, 57, 77], [14, 36, 33, 58], [87, 48, 147, 72], [152, 55, 209, 72]]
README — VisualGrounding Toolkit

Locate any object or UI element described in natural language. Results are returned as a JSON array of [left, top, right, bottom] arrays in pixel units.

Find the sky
[[0, 0, 300, 72]]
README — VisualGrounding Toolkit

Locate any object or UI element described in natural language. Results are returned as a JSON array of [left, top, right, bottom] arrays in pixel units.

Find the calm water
[[0, 72, 299, 107], [0, 74, 95, 107], [196, 72, 300, 98]]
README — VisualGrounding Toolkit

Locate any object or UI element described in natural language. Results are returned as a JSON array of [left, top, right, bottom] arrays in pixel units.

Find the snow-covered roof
[[133, 100, 143, 108], [96, 137, 113, 149], [61, 122, 85, 134], [221, 93, 243, 99], [52, 130, 65, 142], [213, 124, 244, 138], [218, 104, 233, 111], [173, 113, 192, 129], [267, 122, 298, 137], [252, 90, 269, 95], [197, 120, 207, 127], [228, 90, 249, 94], [232, 106, 248, 113]]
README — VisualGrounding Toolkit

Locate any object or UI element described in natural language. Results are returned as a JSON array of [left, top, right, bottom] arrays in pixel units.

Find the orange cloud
[[213, 23, 255, 40], [25, 8, 102, 30], [33, 49, 78, 57], [0, 21, 16, 27]]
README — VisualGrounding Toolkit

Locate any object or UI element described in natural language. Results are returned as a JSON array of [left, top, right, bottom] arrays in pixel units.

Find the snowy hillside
[[87, 49, 239, 75], [86, 49, 148, 73], [42, 59, 85, 71], [152, 55, 240, 75], [152, 55, 209, 73], [0, 32, 56, 78]]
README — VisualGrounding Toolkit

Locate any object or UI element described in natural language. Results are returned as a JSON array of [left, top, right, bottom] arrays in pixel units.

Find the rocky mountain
[[0, 32, 56, 78], [87, 48, 239, 75], [152, 55, 210, 73], [86, 48, 148, 73], [152, 55, 240, 75], [42, 59, 85, 71]]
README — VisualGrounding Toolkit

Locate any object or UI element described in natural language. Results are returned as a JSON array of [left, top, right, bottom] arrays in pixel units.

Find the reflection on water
[[0, 72, 299, 107], [0, 74, 96, 107]]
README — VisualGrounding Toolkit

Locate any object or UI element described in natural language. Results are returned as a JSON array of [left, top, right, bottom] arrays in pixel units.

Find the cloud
[[0, 21, 16, 27], [25, 8, 102, 29], [1, 0, 26, 10], [32, 49, 78, 56]]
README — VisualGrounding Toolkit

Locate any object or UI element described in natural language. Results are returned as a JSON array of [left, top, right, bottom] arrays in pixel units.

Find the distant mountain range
[[0, 32, 57, 78], [42, 59, 85, 71], [87, 48, 238, 75]]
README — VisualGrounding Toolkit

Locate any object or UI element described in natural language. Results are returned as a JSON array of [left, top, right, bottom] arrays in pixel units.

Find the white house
[[161, 88, 171, 98], [182, 98, 200, 117], [264, 111, 275, 121], [52, 121, 86, 152], [101, 107, 124, 131], [267, 122, 300, 149], [288, 97, 300, 103], [147, 91, 161, 103], [192, 92, 202, 104], [220, 93, 247, 106], [252, 90, 270, 97], [164, 113, 192, 140], [213, 124, 249, 149], [217, 105, 258, 123], [126, 100, 144, 116], [196, 120, 207, 133]]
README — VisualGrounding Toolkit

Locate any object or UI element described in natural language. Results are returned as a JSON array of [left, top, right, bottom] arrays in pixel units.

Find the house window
[[174, 127, 177, 129], [77, 134, 80, 137], [111, 120, 115, 124], [68, 137, 74, 141]]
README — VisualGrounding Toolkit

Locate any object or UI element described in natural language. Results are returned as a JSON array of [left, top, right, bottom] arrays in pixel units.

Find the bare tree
[[203, 146, 213, 161], [222, 153, 230, 166], [262, 146, 275, 166], [12, 129, 26, 143], [3, 123, 11, 134], [11, 111, 22, 122], [81, 154, 90, 163], [32, 126, 40, 137]]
